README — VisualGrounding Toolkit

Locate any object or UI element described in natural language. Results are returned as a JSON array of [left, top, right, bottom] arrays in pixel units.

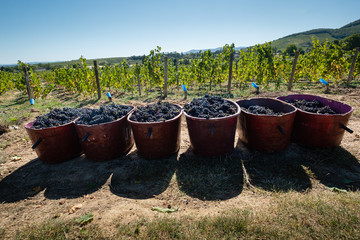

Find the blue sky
[[1, 0, 359, 65]]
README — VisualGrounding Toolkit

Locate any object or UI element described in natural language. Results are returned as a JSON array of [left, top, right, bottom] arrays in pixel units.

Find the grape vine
[[2, 39, 359, 98]]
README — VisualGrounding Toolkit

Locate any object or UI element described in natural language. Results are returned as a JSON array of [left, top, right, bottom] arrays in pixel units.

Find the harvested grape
[[286, 99, 337, 114], [31, 107, 83, 129], [184, 94, 237, 118], [241, 105, 284, 115], [129, 102, 181, 122], [76, 103, 133, 125]]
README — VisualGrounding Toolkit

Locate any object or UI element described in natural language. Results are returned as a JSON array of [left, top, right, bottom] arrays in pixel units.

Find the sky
[[1, 0, 360, 65]]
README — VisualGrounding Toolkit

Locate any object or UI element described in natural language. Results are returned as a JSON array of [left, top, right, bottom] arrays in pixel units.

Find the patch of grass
[[14, 220, 105, 240], [15, 220, 71, 240], [118, 192, 360, 239], [267, 192, 360, 239], [0, 227, 5, 239], [0, 139, 11, 149], [10, 192, 360, 239], [0, 154, 6, 164]]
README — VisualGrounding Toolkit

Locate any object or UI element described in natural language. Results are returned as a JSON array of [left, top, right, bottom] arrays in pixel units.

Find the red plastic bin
[[25, 120, 82, 164], [184, 99, 240, 157], [75, 108, 134, 161], [236, 98, 297, 152], [127, 105, 182, 159], [277, 94, 353, 147]]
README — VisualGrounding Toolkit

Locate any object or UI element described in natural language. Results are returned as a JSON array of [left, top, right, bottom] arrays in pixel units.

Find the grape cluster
[[31, 107, 83, 129], [76, 103, 133, 125], [184, 95, 237, 119], [130, 102, 181, 122], [241, 105, 284, 115], [286, 99, 337, 114]]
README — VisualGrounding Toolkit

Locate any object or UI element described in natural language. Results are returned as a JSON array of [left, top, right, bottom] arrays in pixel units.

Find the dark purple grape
[[184, 95, 237, 118], [129, 102, 181, 123], [286, 99, 337, 114], [241, 105, 284, 115], [31, 107, 84, 129], [76, 103, 133, 125]]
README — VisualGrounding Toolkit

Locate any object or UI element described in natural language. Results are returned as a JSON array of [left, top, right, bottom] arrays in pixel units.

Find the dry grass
[[14, 192, 360, 239]]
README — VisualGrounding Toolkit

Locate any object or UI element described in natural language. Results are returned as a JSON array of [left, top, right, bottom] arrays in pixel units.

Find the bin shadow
[[44, 155, 113, 199], [0, 159, 47, 203], [109, 150, 177, 199], [0, 155, 113, 202], [300, 146, 360, 191], [238, 140, 312, 192], [176, 148, 244, 201]]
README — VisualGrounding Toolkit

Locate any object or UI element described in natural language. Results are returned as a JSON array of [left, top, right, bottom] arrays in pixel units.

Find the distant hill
[[272, 19, 360, 51], [185, 47, 245, 54]]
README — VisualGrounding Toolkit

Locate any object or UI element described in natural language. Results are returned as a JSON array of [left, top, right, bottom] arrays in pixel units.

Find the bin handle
[[277, 125, 286, 135], [32, 137, 42, 149], [125, 127, 129, 140], [82, 132, 91, 142], [340, 124, 353, 134], [210, 124, 215, 135], [147, 128, 152, 138]]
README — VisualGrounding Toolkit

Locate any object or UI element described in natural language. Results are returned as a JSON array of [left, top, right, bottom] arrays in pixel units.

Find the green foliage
[[296, 38, 351, 84], [2, 40, 360, 97], [284, 44, 305, 56], [342, 33, 360, 50], [0, 70, 21, 94], [143, 46, 163, 90], [54, 57, 97, 95]]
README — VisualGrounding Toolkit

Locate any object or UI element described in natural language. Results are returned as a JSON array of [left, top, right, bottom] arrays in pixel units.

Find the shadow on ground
[[300, 146, 360, 191], [109, 150, 177, 199], [1, 141, 359, 203], [0, 155, 113, 202], [176, 148, 244, 201], [237, 141, 312, 192], [236, 139, 360, 192]]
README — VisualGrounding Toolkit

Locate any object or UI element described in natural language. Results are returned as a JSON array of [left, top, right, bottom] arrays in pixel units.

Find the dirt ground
[[1, 89, 360, 238]]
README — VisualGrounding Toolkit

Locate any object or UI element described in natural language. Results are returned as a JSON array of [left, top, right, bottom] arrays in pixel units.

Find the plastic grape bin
[[236, 98, 296, 153], [277, 94, 353, 147], [75, 107, 134, 161], [184, 99, 240, 157], [127, 104, 182, 159], [25, 120, 82, 164]]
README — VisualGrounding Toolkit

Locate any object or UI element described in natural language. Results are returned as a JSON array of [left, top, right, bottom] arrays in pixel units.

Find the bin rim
[[237, 97, 297, 117], [127, 103, 183, 125], [277, 94, 353, 117], [183, 99, 240, 121]]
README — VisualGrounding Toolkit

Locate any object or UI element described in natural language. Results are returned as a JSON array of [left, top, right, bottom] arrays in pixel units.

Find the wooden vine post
[[175, 59, 179, 92], [347, 47, 359, 86], [136, 63, 141, 96], [164, 56, 168, 98], [22, 66, 33, 101], [93, 60, 101, 99], [288, 51, 300, 91], [227, 52, 234, 94]]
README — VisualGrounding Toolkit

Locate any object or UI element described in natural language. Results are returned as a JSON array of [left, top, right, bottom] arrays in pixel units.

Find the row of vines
[[1, 39, 359, 98]]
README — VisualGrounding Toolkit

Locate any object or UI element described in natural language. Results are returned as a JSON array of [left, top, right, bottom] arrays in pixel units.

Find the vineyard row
[[1, 40, 359, 99]]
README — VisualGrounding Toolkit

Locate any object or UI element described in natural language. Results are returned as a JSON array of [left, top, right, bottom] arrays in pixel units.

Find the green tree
[[285, 44, 298, 56], [342, 33, 360, 50]]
